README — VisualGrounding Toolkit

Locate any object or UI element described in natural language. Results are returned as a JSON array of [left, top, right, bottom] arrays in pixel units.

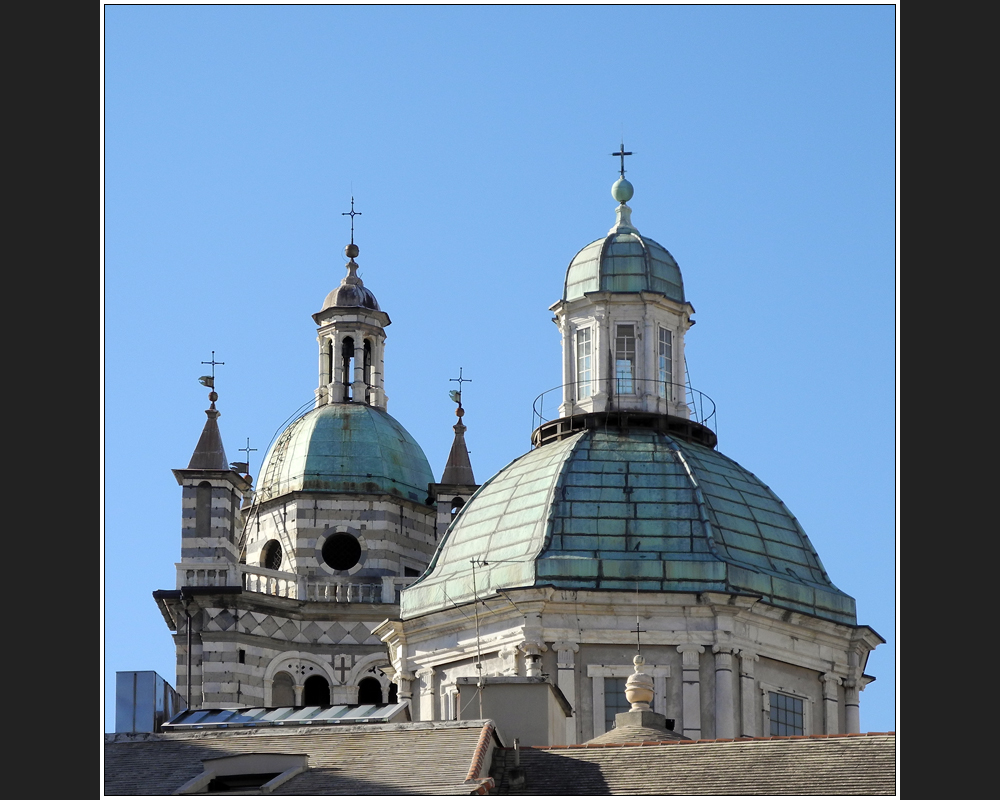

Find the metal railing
[[531, 378, 717, 434]]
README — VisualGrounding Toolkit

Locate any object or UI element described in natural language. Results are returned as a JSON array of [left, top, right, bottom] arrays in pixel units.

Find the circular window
[[322, 531, 362, 571], [260, 540, 283, 571]]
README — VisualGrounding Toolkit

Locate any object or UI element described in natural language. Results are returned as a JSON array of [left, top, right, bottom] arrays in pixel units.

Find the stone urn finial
[[625, 653, 654, 711]]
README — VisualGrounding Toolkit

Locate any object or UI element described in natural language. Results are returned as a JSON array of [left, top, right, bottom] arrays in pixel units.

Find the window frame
[[657, 325, 673, 400], [614, 323, 637, 395], [576, 326, 593, 399], [760, 683, 812, 737], [587, 663, 671, 736]]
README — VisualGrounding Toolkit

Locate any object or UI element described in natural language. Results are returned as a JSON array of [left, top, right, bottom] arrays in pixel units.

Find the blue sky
[[103, 4, 897, 733]]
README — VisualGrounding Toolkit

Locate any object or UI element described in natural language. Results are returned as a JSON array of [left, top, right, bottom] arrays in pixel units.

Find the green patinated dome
[[255, 403, 434, 504], [401, 428, 856, 625], [563, 208, 685, 303]]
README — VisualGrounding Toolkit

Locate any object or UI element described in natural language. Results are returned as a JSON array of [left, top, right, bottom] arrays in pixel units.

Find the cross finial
[[634, 581, 646, 653], [611, 142, 633, 178], [198, 351, 225, 394], [342, 196, 362, 245], [236, 438, 257, 474], [633, 616, 647, 653], [201, 351, 224, 380], [449, 367, 472, 408]]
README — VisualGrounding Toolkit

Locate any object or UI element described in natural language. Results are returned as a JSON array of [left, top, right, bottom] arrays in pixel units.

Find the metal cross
[[239, 438, 257, 471], [201, 351, 225, 380], [342, 197, 361, 244], [450, 367, 472, 404], [611, 142, 633, 177], [633, 616, 646, 653], [634, 580, 645, 652]]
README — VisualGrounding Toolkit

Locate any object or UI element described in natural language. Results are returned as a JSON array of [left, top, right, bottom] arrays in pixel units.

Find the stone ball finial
[[344, 243, 360, 260], [612, 176, 634, 204]]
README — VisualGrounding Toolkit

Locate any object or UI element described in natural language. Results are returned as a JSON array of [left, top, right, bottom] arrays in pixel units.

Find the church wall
[[245, 495, 435, 579], [755, 655, 823, 735]]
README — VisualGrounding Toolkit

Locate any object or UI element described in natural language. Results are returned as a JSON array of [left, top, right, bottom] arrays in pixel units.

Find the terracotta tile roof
[[489, 732, 897, 795], [104, 719, 498, 796]]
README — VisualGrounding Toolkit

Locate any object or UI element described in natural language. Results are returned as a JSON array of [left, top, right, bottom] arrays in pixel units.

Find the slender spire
[[442, 370, 475, 485], [187, 362, 229, 470]]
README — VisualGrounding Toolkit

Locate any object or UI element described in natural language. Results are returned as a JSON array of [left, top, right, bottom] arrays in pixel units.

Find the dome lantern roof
[[561, 173, 685, 303]]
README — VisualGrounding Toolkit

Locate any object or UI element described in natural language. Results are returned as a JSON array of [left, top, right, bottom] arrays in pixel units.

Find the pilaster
[[676, 644, 704, 740], [553, 641, 579, 744], [739, 650, 759, 737]]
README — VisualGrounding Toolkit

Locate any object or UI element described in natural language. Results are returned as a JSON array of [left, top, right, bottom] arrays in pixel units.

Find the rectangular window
[[769, 691, 804, 735], [605, 677, 630, 731], [615, 324, 635, 394], [576, 328, 593, 399], [658, 327, 672, 400]]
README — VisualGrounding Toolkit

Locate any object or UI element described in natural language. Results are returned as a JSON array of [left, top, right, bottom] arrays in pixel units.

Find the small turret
[[428, 371, 479, 540], [171, 369, 251, 589]]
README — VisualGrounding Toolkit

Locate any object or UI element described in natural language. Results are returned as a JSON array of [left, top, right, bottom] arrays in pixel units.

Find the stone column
[[845, 680, 861, 734], [331, 336, 345, 402], [676, 644, 704, 740], [713, 645, 736, 739], [416, 667, 436, 721], [559, 318, 574, 417], [821, 673, 842, 734], [519, 641, 547, 678], [351, 330, 366, 402], [593, 307, 609, 412], [738, 650, 759, 738], [317, 337, 330, 406], [553, 642, 579, 744], [643, 312, 655, 411], [395, 670, 414, 702]]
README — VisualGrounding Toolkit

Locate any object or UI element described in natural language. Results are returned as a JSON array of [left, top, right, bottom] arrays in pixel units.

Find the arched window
[[303, 675, 330, 706], [450, 497, 465, 520], [271, 672, 295, 707], [342, 337, 355, 400], [260, 540, 282, 571], [195, 481, 212, 538], [357, 677, 383, 705]]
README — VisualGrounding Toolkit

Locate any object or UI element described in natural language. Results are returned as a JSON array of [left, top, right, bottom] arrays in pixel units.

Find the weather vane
[[342, 196, 361, 245], [199, 351, 224, 391], [611, 141, 633, 178], [449, 367, 472, 407]]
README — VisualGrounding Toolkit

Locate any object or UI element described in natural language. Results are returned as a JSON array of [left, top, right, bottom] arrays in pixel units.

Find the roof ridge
[[503, 731, 896, 750]]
